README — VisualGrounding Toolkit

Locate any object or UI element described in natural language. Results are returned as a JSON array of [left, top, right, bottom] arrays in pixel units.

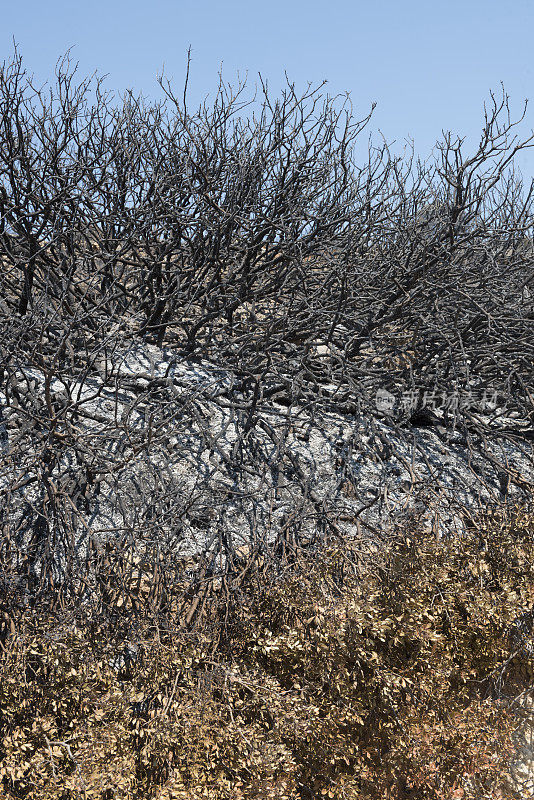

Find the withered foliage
[[1, 505, 533, 799]]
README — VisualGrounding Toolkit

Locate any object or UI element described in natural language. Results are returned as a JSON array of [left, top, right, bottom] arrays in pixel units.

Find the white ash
[[0, 341, 532, 579]]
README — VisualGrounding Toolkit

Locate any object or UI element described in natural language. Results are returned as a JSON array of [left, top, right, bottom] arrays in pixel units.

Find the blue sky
[[2, 0, 534, 178]]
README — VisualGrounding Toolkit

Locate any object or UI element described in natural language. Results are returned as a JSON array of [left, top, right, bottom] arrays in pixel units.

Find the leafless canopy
[[0, 51, 533, 624]]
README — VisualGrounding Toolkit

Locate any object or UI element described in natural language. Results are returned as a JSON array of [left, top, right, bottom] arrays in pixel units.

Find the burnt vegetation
[[0, 49, 533, 799]]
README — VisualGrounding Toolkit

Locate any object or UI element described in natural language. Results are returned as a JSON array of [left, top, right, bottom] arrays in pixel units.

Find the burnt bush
[[0, 49, 533, 620]]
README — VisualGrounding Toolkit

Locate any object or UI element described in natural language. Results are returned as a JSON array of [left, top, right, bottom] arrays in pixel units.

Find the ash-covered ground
[[1, 340, 532, 582]]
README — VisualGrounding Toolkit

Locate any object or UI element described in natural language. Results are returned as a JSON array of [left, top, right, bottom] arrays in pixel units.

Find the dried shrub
[[1, 505, 532, 799]]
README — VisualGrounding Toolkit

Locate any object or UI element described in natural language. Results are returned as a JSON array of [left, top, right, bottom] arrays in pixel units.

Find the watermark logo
[[375, 388, 396, 413], [375, 387, 499, 414]]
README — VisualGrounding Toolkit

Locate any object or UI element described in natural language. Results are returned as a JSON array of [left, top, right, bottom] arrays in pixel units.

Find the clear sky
[[2, 0, 534, 179]]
